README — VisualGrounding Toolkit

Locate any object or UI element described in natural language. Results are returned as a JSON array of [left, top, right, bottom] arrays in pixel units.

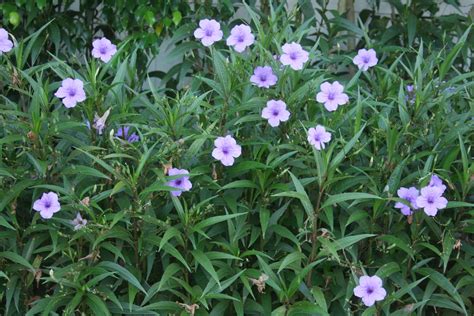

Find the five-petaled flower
[[353, 48, 378, 71], [93, 108, 111, 135], [194, 19, 223, 47], [115, 126, 139, 143], [316, 81, 349, 112], [167, 168, 193, 197], [416, 186, 448, 216], [307, 125, 331, 150], [250, 66, 278, 88], [395, 187, 419, 216], [226, 24, 254, 53], [55, 78, 86, 108], [212, 135, 242, 166], [279, 42, 309, 70], [33, 192, 61, 219], [0, 28, 14, 54], [353, 275, 387, 307], [92, 37, 117, 62], [71, 213, 87, 230], [261, 100, 290, 127]]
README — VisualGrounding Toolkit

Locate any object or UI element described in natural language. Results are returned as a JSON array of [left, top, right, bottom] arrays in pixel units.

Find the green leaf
[[321, 192, 381, 209], [191, 249, 220, 286], [98, 261, 147, 294]]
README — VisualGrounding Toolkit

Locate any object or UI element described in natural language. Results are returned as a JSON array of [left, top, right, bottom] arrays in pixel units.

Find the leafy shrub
[[0, 1, 473, 315]]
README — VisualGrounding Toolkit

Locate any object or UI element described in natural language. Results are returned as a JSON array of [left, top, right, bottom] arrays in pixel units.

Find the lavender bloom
[[250, 66, 277, 88], [0, 28, 13, 54], [71, 213, 87, 230], [194, 19, 223, 47], [92, 37, 117, 62], [226, 24, 254, 53], [406, 85, 415, 104], [316, 81, 349, 112], [395, 187, 419, 216], [353, 48, 378, 71], [428, 174, 446, 193], [33, 192, 61, 219], [54, 78, 86, 108], [353, 275, 387, 307], [212, 135, 242, 166], [307, 125, 331, 150], [279, 42, 309, 70], [167, 168, 192, 197], [406, 85, 414, 93], [261, 100, 290, 127], [115, 126, 139, 143], [93, 109, 111, 135], [416, 186, 448, 216]]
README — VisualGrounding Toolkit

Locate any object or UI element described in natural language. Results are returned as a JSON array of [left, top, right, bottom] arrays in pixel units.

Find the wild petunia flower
[[33, 192, 61, 219], [0, 28, 14, 54], [194, 19, 223, 47], [226, 24, 254, 53], [353, 48, 378, 71], [416, 186, 448, 216], [394, 187, 419, 216], [406, 85, 416, 104], [167, 168, 192, 197], [316, 81, 349, 112], [115, 126, 139, 143], [307, 125, 331, 150], [93, 108, 111, 135], [250, 66, 277, 88], [428, 174, 446, 193], [71, 213, 87, 230], [279, 42, 309, 70], [212, 135, 242, 166], [353, 275, 387, 307], [92, 37, 117, 62], [54, 78, 86, 108], [261, 100, 290, 127]]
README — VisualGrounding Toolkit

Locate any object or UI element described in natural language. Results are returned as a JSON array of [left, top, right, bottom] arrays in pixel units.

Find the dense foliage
[[1, 1, 473, 315]]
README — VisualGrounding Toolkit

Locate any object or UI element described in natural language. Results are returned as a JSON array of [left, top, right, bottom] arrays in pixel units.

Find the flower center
[[237, 35, 245, 43], [366, 287, 374, 294], [44, 201, 51, 208], [176, 179, 182, 185], [363, 56, 370, 63], [205, 29, 213, 36], [314, 135, 321, 142], [427, 197, 434, 204], [222, 147, 229, 155], [327, 92, 335, 100], [68, 89, 76, 97], [289, 52, 298, 60], [259, 75, 267, 82], [99, 46, 107, 54], [272, 110, 279, 116]]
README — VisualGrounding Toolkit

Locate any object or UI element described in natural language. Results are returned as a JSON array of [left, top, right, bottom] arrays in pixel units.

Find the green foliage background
[[0, 1, 473, 315]]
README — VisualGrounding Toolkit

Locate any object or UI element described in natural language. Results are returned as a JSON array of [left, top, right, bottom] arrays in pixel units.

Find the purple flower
[[353, 275, 387, 307], [406, 85, 414, 93], [167, 168, 192, 197], [416, 186, 448, 216], [316, 81, 349, 112], [406, 85, 416, 104], [0, 28, 13, 54], [428, 174, 446, 193], [226, 24, 254, 53], [279, 42, 309, 70], [394, 187, 419, 216], [115, 126, 139, 143], [307, 125, 331, 150], [353, 48, 378, 71], [250, 66, 278, 88], [33, 192, 61, 219], [194, 19, 223, 47], [71, 213, 87, 230], [212, 135, 242, 166], [54, 78, 86, 108], [93, 108, 110, 135], [92, 37, 117, 63], [261, 100, 290, 127]]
